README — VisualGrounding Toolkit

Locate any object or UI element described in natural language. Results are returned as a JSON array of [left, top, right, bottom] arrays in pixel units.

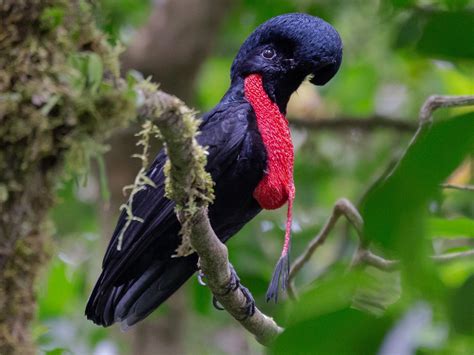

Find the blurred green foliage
[[37, 0, 473, 354], [94, 0, 152, 42]]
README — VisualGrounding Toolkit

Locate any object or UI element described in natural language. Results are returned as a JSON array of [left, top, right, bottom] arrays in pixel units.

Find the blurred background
[[36, 0, 473, 354]]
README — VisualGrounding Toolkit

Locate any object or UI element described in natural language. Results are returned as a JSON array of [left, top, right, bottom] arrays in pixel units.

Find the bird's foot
[[236, 284, 256, 320], [212, 264, 256, 320]]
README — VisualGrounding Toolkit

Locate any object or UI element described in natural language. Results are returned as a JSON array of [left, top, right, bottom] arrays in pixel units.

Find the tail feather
[[86, 254, 198, 327]]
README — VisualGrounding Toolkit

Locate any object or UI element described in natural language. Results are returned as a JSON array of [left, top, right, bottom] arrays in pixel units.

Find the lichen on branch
[[116, 120, 162, 251], [135, 81, 215, 256]]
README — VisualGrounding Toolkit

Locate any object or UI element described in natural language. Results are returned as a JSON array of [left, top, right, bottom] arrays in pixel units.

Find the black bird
[[86, 13, 342, 328]]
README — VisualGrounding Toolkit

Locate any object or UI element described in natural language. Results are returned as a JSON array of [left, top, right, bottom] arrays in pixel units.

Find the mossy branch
[[134, 83, 283, 345]]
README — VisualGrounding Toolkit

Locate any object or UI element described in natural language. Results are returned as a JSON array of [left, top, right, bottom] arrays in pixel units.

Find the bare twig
[[289, 198, 474, 296], [431, 249, 474, 263], [137, 84, 282, 345], [419, 95, 474, 124], [289, 116, 417, 132], [384, 95, 474, 180], [434, 238, 474, 253], [440, 183, 474, 192], [289, 199, 363, 281], [354, 249, 399, 271], [117, 114, 419, 137], [359, 249, 474, 268], [287, 199, 363, 299]]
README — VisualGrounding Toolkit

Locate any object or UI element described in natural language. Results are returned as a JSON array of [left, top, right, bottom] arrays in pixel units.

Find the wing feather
[[86, 102, 254, 325]]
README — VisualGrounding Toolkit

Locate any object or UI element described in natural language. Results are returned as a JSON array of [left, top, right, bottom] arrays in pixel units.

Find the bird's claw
[[222, 263, 241, 295], [212, 295, 224, 310], [212, 264, 240, 311], [197, 269, 207, 286], [212, 264, 256, 320], [237, 284, 256, 320], [200, 269, 224, 310]]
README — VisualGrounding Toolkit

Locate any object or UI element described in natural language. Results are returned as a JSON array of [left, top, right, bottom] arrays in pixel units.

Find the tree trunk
[[0, 1, 135, 353]]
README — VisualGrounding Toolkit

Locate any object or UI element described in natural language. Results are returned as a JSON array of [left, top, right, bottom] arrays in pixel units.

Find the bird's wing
[[86, 102, 259, 326], [94, 102, 252, 288]]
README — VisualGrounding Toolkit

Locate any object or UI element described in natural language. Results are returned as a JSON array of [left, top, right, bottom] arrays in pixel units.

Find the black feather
[[265, 246, 291, 303]]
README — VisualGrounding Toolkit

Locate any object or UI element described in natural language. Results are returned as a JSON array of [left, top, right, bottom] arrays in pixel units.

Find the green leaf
[[416, 11, 474, 59], [442, 0, 471, 10], [284, 268, 367, 326], [271, 308, 391, 355], [362, 112, 474, 294], [428, 217, 474, 238], [439, 259, 474, 287], [352, 266, 401, 316], [390, 0, 416, 9], [395, 10, 474, 60], [449, 275, 474, 335], [394, 12, 426, 49]]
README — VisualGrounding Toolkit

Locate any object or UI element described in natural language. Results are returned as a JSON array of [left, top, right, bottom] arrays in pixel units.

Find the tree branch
[[136, 84, 283, 345], [440, 183, 474, 192], [431, 249, 474, 263], [408, 95, 474, 148], [289, 197, 474, 297], [289, 116, 418, 132], [419, 95, 474, 124], [355, 249, 399, 271], [287, 199, 363, 299]]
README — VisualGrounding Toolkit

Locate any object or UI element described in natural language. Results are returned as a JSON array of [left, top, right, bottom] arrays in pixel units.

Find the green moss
[[0, 0, 137, 352], [0, 1, 136, 202]]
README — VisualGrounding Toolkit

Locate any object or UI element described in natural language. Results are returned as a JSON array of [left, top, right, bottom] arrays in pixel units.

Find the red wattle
[[244, 74, 295, 256]]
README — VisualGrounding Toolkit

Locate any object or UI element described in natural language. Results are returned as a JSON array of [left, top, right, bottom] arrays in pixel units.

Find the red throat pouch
[[244, 74, 295, 301]]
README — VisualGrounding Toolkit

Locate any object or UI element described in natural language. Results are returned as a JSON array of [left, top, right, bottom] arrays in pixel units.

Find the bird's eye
[[262, 48, 276, 59]]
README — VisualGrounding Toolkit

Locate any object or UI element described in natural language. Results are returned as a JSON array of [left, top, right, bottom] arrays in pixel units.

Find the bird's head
[[231, 13, 342, 112]]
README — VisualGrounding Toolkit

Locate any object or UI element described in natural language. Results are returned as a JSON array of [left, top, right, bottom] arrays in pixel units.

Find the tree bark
[[0, 1, 135, 353]]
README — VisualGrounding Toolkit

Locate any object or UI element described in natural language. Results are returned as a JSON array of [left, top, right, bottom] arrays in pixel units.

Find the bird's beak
[[309, 58, 339, 86]]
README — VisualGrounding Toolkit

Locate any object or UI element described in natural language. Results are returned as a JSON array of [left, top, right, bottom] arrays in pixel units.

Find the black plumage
[[86, 13, 342, 328]]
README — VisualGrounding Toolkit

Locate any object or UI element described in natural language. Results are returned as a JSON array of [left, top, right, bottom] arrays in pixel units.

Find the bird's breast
[[244, 74, 295, 210]]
